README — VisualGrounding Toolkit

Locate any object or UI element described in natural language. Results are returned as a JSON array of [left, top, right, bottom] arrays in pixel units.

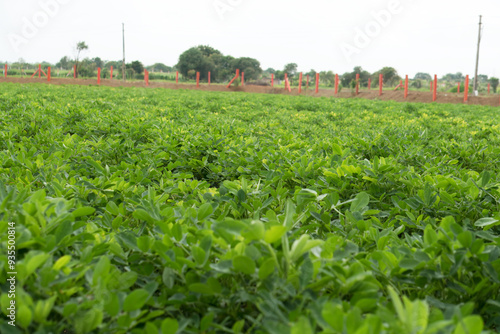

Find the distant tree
[[442, 72, 464, 81], [411, 80, 422, 89], [414, 72, 431, 81], [264, 68, 275, 74], [320, 71, 336, 87], [489, 77, 499, 93], [207, 54, 233, 81], [306, 69, 317, 78], [106, 60, 122, 70], [372, 67, 400, 86], [341, 66, 370, 87], [274, 70, 284, 81], [177, 46, 216, 80], [197, 45, 222, 58], [283, 63, 298, 77], [74, 41, 88, 78], [78, 58, 95, 77], [149, 63, 171, 72], [478, 74, 488, 83], [56, 56, 72, 70], [230, 57, 262, 81], [91, 57, 104, 69], [129, 61, 144, 74]]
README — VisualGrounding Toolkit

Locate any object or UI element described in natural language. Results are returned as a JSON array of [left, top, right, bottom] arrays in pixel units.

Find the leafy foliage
[[1, 83, 500, 333]]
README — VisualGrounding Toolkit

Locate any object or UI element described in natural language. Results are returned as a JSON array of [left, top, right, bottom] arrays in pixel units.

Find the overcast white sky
[[1, 0, 499, 77]]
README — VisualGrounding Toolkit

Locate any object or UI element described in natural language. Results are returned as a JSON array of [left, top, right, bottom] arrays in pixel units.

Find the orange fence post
[[433, 75, 437, 102], [208, 71, 211, 85], [38, 64, 41, 78], [73, 65, 76, 78], [97, 67, 101, 85], [457, 82, 460, 93], [284, 75, 291, 92], [271, 73, 274, 87], [298, 72, 303, 94], [196, 72, 200, 88], [315, 73, 319, 93], [241, 72, 244, 86], [430, 81, 433, 92], [144, 69, 149, 86], [226, 69, 240, 88], [176, 71, 179, 84], [4, 64, 6, 78], [30, 67, 38, 78], [404, 75, 408, 98], [110, 66, 113, 80], [48, 67, 51, 82], [379, 74, 383, 96], [355, 73, 360, 95], [334, 74, 339, 94], [464, 75, 469, 102], [368, 78, 371, 90]]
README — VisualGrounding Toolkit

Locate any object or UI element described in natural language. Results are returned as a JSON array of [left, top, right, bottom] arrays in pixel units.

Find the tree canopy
[[176, 45, 262, 82], [341, 66, 370, 87], [372, 67, 400, 86]]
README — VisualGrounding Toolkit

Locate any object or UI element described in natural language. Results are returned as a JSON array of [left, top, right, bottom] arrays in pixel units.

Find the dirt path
[[1, 77, 499, 107]]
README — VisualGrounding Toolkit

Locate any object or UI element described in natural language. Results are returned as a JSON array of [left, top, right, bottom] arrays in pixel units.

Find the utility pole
[[473, 15, 482, 95], [122, 23, 126, 82]]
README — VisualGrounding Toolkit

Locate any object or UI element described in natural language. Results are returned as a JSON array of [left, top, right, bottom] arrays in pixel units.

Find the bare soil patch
[[1, 77, 499, 107]]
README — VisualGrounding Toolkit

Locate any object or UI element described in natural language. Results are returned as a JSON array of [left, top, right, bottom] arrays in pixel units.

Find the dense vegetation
[[0, 83, 499, 333]]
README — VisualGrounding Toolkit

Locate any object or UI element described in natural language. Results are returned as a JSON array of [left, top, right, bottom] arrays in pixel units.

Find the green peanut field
[[1, 82, 500, 334]]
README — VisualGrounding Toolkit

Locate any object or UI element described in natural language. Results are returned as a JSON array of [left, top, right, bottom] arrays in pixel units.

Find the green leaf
[[33, 296, 56, 323], [424, 224, 438, 245], [232, 320, 245, 333], [133, 209, 156, 223], [17, 305, 32, 328], [192, 246, 207, 266], [92, 256, 110, 285], [162, 318, 179, 334], [284, 199, 296, 228], [145, 322, 159, 334], [297, 189, 317, 208], [258, 257, 276, 280], [243, 220, 265, 241], [237, 189, 247, 202], [332, 143, 343, 156], [200, 312, 215, 332], [26, 253, 50, 278], [123, 289, 150, 311], [104, 294, 120, 317], [162, 268, 175, 289], [388, 286, 406, 324], [291, 316, 313, 334], [264, 225, 287, 244], [474, 217, 499, 228], [198, 203, 213, 220], [72, 206, 96, 218], [322, 303, 343, 332], [233, 255, 256, 275], [350, 192, 370, 212], [453, 315, 483, 334], [75, 309, 103, 334]]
